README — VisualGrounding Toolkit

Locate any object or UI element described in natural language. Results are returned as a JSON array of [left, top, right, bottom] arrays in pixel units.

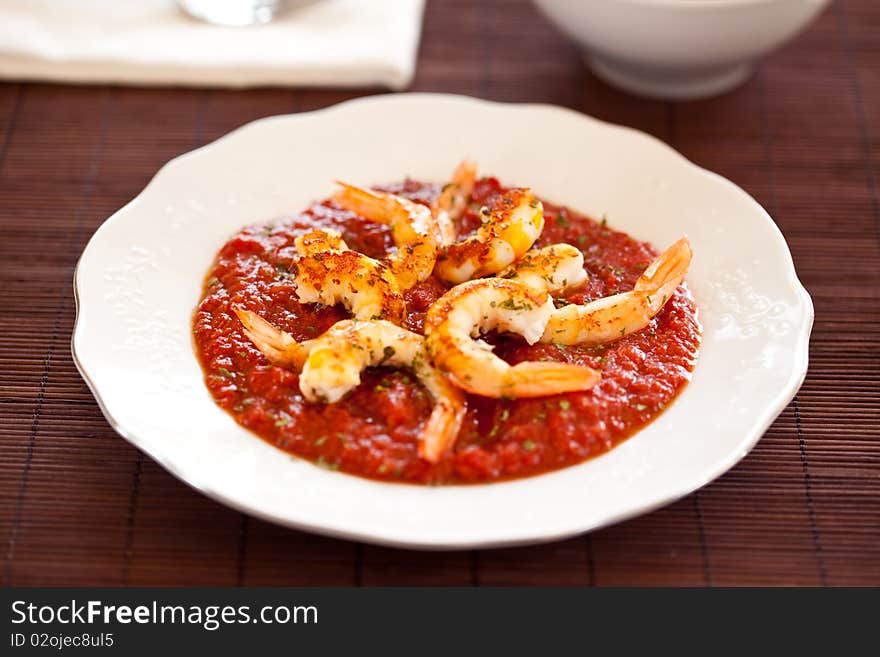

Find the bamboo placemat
[[1, 0, 877, 586]]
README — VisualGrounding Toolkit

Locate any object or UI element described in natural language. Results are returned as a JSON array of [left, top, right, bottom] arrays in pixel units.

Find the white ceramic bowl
[[532, 0, 831, 100], [73, 94, 812, 549]]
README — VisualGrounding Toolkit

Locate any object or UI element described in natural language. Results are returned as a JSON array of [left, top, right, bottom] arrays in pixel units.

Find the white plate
[[73, 93, 813, 549]]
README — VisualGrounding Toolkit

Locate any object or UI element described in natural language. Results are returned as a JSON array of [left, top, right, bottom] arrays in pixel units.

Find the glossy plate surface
[[73, 93, 813, 549]]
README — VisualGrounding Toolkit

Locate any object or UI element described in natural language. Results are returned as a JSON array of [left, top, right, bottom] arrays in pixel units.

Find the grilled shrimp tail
[[636, 236, 692, 309], [454, 361, 600, 399], [433, 159, 477, 245], [233, 307, 313, 370], [419, 395, 468, 463]]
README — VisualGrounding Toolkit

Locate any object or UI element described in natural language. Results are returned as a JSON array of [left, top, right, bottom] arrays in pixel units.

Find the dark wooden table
[[2, 0, 877, 586]]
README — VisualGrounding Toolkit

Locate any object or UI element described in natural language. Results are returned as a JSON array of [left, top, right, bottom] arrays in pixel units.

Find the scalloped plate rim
[[71, 92, 814, 550]]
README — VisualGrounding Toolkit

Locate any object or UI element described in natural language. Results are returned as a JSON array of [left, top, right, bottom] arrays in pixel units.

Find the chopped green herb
[[379, 345, 396, 364], [576, 235, 587, 246], [217, 367, 234, 378], [658, 402, 666, 410], [206, 277, 220, 287], [523, 439, 536, 452], [314, 435, 328, 446], [500, 408, 510, 422], [555, 212, 570, 228], [233, 405, 244, 412], [559, 400, 571, 411], [635, 404, 647, 412], [316, 457, 339, 471], [498, 298, 532, 311], [619, 327, 626, 336]]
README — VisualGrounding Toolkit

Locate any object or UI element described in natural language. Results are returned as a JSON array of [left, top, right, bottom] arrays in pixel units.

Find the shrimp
[[424, 278, 600, 398], [541, 237, 693, 345], [294, 228, 349, 256], [432, 159, 477, 245], [292, 250, 407, 324], [498, 243, 587, 294], [299, 320, 466, 463], [434, 188, 545, 284], [233, 307, 314, 369], [333, 182, 441, 291]]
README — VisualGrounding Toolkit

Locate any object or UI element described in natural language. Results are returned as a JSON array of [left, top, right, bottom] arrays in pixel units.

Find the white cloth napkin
[[0, 0, 425, 89]]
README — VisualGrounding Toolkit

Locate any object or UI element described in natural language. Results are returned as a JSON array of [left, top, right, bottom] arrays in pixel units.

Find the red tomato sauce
[[193, 178, 701, 484]]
